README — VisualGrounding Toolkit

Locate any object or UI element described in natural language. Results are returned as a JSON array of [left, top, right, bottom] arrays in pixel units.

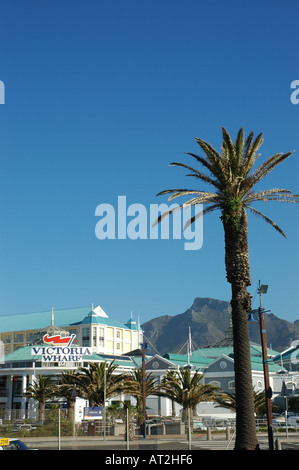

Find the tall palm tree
[[23, 375, 56, 422], [158, 367, 219, 423], [156, 127, 299, 449]]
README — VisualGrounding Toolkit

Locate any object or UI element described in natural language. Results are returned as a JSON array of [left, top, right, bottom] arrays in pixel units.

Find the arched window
[[228, 381, 235, 390]]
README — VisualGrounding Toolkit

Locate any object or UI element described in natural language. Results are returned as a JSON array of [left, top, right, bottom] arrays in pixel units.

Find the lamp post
[[141, 342, 148, 438], [282, 381, 288, 439], [103, 363, 106, 440], [249, 281, 274, 450]]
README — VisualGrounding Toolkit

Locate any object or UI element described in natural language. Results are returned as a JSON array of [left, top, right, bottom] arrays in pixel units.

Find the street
[[20, 433, 299, 451]]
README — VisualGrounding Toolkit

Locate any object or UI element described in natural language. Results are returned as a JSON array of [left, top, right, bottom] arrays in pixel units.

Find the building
[[0, 305, 142, 356], [0, 305, 143, 418]]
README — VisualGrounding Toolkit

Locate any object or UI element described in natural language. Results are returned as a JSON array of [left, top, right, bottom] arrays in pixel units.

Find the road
[[20, 434, 287, 451]]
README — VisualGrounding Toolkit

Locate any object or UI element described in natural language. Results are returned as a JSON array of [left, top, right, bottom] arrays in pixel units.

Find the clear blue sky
[[0, 0, 298, 328]]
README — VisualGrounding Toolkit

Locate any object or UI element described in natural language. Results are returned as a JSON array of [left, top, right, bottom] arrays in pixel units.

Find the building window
[[99, 328, 104, 348], [228, 381, 235, 390], [116, 343, 121, 350], [116, 330, 121, 338], [82, 328, 90, 346], [15, 334, 24, 343], [256, 380, 263, 390], [209, 381, 221, 388], [93, 327, 97, 347]]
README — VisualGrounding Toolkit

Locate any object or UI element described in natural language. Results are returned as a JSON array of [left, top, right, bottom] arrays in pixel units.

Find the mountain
[[141, 297, 299, 356]]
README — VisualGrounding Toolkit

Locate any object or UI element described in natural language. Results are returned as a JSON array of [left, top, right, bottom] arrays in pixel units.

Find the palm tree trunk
[[223, 209, 259, 450], [39, 401, 46, 423]]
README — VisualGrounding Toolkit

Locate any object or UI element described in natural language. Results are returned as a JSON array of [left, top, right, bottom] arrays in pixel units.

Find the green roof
[[0, 306, 92, 333], [0, 306, 137, 333], [163, 353, 212, 367], [191, 344, 280, 360], [74, 312, 129, 329], [250, 357, 282, 372], [1, 345, 136, 368], [3, 345, 39, 362]]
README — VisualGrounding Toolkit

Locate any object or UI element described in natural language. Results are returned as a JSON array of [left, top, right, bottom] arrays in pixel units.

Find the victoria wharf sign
[[31, 334, 92, 362]]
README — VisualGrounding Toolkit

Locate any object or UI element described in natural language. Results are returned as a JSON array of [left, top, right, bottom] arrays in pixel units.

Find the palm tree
[[23, 375, 56, 422], [158, 367, 219, 423], [75, 361, 127, 406], [215, 387, 279, 417], [122, 369, 160, 427], [156, 127, 299, 449], [121, 401, 139, 441], [56, 371, 79, 422]]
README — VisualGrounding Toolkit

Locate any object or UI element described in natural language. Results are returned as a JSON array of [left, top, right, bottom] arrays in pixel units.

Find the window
[[228, 381, 235, 390], [82, 328, 90, 346], [15, 334, 24, 343], [209, 381, 221, 388], [256, 380, 263, 390], [27, 333, 35, 342], [116, 330, 121, 338], [116, 343, 121, 350], [93, 327, 97, 347], [99, 328, 104, 347]]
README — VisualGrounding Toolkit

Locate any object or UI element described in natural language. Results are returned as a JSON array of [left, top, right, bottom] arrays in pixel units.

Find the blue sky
[[0, 0, 298, 328]]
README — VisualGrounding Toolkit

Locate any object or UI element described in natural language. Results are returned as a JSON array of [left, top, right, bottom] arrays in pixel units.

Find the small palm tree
[[215, 387, 279, 417], [156, 128, 299, 449], [123, 369, 160, 427], [158, 367, 219, 423], [121, 401, 139, 441], [75, 361, 127, 406], [23, 375, 56, 422], [56, 371, 79, 422]]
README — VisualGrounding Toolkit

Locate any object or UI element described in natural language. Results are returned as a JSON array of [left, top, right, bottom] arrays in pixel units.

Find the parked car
[[0, 438, 37, 450], [11, 424, 37, 432], [193, 421, 207, 431]]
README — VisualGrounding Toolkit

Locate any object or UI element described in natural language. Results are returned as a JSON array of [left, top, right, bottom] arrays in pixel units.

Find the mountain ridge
[[141, 297, 299, 356]]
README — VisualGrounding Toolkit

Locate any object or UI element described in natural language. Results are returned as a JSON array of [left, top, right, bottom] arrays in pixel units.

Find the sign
[[84, 407, 103, 419], [43, 334, 75, 345], [0, 438, 9, 446], [31, 334, 92, 363]]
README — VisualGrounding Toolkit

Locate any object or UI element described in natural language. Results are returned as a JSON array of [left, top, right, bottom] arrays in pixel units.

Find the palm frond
[[245, 188, 299, 204], [244, 151, 293, 192], [194, 137, 228, 186], [246, 205, 287, 237], [240, 132, 264, 177], [152, 192, 219, 227], [183, 203, 220, 230], [169, 161, 219, 188]]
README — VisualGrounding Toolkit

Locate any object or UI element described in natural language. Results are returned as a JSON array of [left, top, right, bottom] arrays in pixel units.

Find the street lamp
[[281, 380, 289, 438], [248, 280, 274, 451], [141, 342, 148, 439]]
